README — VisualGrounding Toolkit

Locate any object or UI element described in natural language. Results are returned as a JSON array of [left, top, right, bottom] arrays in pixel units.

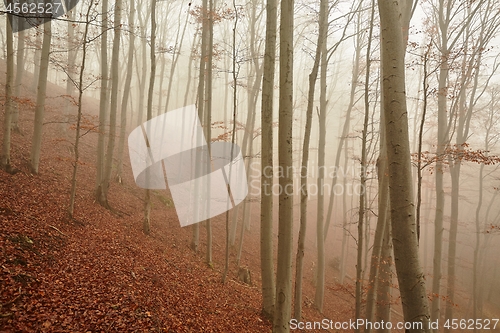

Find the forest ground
[[0, 63, 356, 332]]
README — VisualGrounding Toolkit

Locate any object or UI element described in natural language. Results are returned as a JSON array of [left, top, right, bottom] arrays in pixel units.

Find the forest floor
[[0, 65, 356, 331]]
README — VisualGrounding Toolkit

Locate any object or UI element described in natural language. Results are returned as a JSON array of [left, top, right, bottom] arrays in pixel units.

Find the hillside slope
[[0, 62, 354, 332]]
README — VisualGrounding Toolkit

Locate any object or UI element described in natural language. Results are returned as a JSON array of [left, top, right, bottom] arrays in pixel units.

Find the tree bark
[[30, 16, 51, 174], [273, 0, 294, 331], [116, 0, 136, 184], [259, 0, 277, 319], [2, 12, 15, 173], [377, 0, 430, 331], [294, 0, 327, 320], [143, 0, 157, 235]]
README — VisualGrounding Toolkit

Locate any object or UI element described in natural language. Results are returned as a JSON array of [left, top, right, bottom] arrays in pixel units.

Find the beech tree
[[377, 0, 430, 331], [95, 0, 109, 202], [294, 0, 327, 320], [115, 0, 136, 184], [144, 0, 157, 234], [30, 15, 51, 174], [1, 10, 15, 173], [273, 0, 293, 331], [260, 0, 277, 320], [68, 1, 95, 218]]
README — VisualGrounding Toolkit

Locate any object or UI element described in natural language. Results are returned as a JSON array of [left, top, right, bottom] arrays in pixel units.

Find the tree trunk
[[12, 25, 24, 133], [68, 2, 93, 218], [144, 0, 156, 235], [376, 217, 393, 333], [259, 0, 277, 319], [115, 0, 136, 184], [273, 0, 294, 331], [314, 22, 327, 313], [165, 1, 190, 113], [62, 9, 76, 136], [205, 0, 214, 266], [31, 32, 41, 92], [30, 17, 51, 174], [355, 0, 375, 322], [191, 0, 209, 252], [294, 0, 327, 320], [100, 0, 123, 207], [377, 0, 430, 331], [95, 0, 109, 200], [2, 13, 14, 173]]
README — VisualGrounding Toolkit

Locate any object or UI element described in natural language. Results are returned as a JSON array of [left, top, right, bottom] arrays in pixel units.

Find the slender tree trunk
[[191, 0, 209, 252], [143, 0, 156, 235], [204, 0, 214, 266], [96, 0, 109, 198], [136, 5, 150, 127], [314, 24, 327, 313], [116, 0, 136, 184], [294, 0, 327, 320], [62, 9, 76, 136], [2, 13, 15, 173], [12, 26, 24, 133], [68, 2, 93, 218], [100, 0, 123, 207], [259, 0, 277, 319], [416, 43, 431, 243], [31, 32, 41, 93], [431, 3, 450, 325], [30, 17, 52, 174], [355, 1, 375, 322], [165, 1, 190, 113], [273, 0, 294, 331]]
